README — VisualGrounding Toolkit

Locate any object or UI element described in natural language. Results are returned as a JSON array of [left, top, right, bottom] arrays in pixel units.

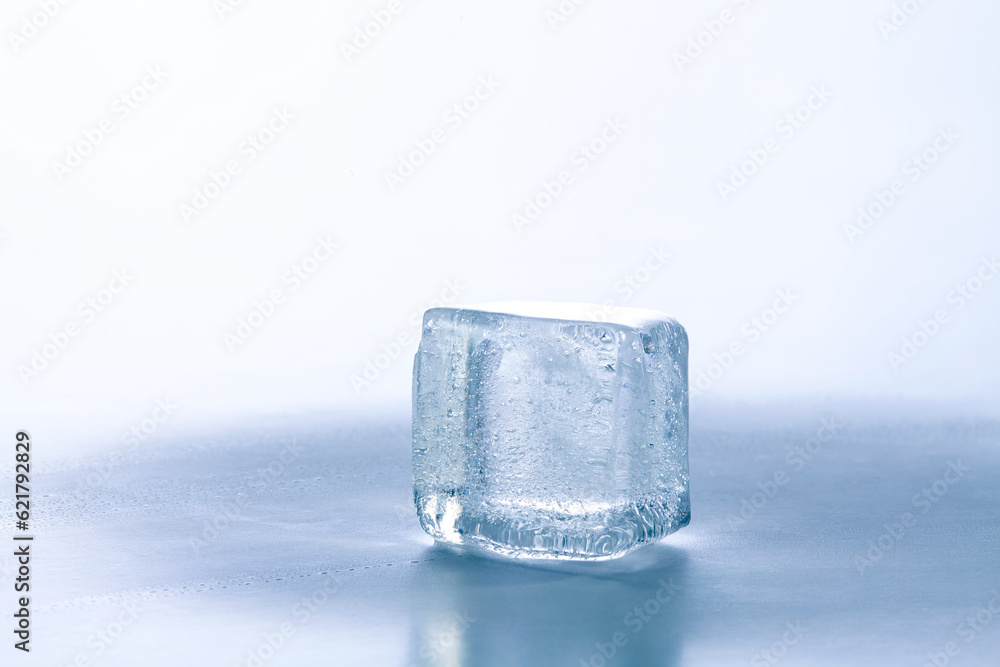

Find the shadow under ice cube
[[412, 302, 689, 561]]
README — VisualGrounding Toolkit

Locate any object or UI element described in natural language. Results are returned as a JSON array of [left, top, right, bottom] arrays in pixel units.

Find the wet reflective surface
[[30, 403, 1000, 665]]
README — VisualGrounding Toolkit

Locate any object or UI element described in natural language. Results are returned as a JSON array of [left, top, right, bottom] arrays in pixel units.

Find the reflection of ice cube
[[412, 302, 690, 561]]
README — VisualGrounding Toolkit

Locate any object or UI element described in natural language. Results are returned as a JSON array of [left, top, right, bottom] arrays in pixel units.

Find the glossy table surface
[[28, 402, 1000, 666]]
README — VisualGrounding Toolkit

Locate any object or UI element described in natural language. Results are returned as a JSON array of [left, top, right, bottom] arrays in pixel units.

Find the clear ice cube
[[412, 302, 689, 561]]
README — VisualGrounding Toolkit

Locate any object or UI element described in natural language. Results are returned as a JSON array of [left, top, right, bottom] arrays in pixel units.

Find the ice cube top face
[[412, 302, 690, 561]]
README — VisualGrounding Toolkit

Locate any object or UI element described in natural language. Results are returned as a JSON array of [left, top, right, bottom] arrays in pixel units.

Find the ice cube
[[412, 302, 689, 561]]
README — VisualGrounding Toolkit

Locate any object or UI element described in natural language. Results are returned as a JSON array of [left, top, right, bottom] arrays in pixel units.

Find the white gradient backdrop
[[2, 0, 999, 455]]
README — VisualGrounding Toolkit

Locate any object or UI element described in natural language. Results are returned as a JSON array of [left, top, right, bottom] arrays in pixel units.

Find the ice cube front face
[[412, 302, 689, 561]]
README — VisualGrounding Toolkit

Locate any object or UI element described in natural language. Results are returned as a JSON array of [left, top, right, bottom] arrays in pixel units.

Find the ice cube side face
[[412, 304, 689, 561]]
